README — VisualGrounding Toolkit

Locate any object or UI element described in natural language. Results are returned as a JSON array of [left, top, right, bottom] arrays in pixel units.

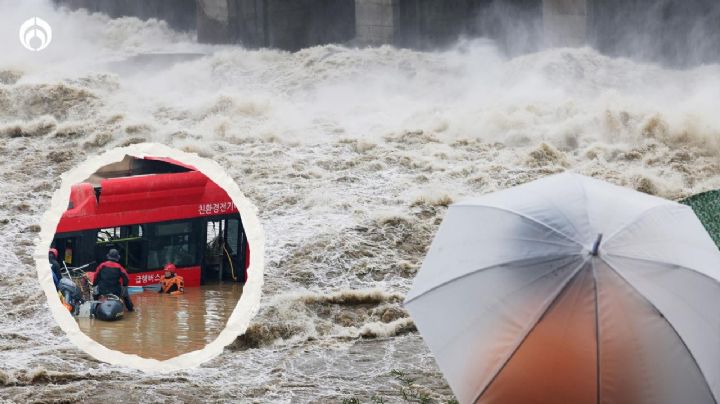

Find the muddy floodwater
[[76, 283, 243, 360]]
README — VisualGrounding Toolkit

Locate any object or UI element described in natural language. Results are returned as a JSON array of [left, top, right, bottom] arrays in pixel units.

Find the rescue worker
[[58, 277, 83, 314], [49, 248, 62, 288], [92, 249, 134, 311], [158, 263, 184, 295]]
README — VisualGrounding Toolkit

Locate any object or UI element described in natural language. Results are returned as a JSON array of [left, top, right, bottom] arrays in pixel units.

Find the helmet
[[49, 248, 58, 258], [164, 263, 176, 278], [106, 249, 121, 261]]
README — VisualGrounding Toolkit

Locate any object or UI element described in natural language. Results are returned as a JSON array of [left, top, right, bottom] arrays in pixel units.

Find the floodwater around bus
[[76, 283, 243, 360]]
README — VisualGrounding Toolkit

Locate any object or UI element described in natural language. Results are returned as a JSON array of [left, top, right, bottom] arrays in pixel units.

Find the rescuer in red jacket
[[92, 249, 134, 311]]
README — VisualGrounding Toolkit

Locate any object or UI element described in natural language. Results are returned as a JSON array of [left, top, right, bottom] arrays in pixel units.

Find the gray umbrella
[[406, 173, 720, 404]]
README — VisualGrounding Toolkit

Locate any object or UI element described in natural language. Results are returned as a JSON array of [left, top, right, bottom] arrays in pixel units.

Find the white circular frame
[[35, 143, 264, 372]]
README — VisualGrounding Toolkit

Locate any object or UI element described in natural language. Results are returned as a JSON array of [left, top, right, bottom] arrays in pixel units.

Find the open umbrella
[[405, 172, 720, 404]]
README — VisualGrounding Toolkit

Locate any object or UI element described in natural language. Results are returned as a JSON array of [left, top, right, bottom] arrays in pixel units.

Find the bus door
[[53, 236, 77, 268], [224, 217, 246, 282], [52, 230, 97, 271], [203, 216, 246, 283]]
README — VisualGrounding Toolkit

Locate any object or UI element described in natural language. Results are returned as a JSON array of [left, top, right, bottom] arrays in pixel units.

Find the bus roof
[[56, 157, 237, 233]]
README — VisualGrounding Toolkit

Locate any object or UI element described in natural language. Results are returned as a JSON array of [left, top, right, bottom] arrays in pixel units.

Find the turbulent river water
[[1, 0, 720, 403]]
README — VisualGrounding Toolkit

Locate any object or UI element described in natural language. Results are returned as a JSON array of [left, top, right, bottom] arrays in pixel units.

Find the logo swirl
[[19, 17, 52, 52]]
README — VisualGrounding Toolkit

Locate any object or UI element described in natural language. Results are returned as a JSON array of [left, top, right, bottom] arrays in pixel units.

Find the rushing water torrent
[[1, 0, 719, 402], [76, 283, 243, 361]]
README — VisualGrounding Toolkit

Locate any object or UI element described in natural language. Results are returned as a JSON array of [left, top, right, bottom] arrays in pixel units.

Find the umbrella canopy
[[405, 172, 720, 404]]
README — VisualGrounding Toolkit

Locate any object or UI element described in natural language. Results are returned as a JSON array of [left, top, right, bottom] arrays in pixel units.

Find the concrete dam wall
[[50, 0, 578, 51], [53, 0, 720, 65], [196, 0, 549, 51], [588, 0, 720, 66], [196, 0, 356, 51], [55, 0, 197, 31]]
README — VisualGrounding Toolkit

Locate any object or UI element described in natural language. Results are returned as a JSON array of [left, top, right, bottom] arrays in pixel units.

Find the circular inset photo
[[37, 143, 263, 371]]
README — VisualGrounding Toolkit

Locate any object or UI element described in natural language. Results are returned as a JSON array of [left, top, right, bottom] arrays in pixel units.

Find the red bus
[[51, 156, 250, 288]]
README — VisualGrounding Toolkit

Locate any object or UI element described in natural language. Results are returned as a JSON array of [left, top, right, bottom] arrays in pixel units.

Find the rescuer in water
[[49, 248, 62, 289], [92, 249, 135, 311], [159, 263, 184, 295]]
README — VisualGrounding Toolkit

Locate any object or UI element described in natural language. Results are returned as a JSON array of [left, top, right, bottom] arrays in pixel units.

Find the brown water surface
[[76, 282, 243, 360]]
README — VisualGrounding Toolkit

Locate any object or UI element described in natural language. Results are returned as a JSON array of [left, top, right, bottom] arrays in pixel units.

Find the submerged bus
[[51, 156, 249, 288]]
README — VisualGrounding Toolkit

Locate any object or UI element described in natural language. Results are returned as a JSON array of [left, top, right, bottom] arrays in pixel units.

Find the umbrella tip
[[591, 233, 603, 256]]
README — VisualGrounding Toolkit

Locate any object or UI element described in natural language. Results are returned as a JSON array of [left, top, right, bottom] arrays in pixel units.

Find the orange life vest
[[160, 275, 184, 294]]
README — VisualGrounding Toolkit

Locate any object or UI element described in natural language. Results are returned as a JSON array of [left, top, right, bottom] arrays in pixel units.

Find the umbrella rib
[[494, 237, 586, 248], [591, 259, 601, 404], [453, 204, 584, 248], [578, 174, 593, 248], [412, 255, 587, 358], [531, 173, 589, 245], [404, 254, 580, 305], [471, 257, 590, 404], [600, 258, 719, 404], [601, 204, 681, 246], [600, 257, 720, 349], [604, 252, 720, 289]]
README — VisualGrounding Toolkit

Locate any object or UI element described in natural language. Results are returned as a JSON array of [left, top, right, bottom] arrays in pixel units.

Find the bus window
[[123, 224, 143, 238], [155, 222, 191, 236], [97, 227, 121, 242], [125, 238, 145, 272], [95, 225, 146, 273], [226, 219, 239, 255], [147, 221, 197, 269], [226, 217, 246, 283]]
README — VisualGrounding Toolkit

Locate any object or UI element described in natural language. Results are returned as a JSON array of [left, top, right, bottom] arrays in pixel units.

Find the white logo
[[19, 17, 52, 51]]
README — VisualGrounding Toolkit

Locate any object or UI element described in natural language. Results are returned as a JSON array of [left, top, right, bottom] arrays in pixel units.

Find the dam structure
[[53, 0, 720, 65]]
